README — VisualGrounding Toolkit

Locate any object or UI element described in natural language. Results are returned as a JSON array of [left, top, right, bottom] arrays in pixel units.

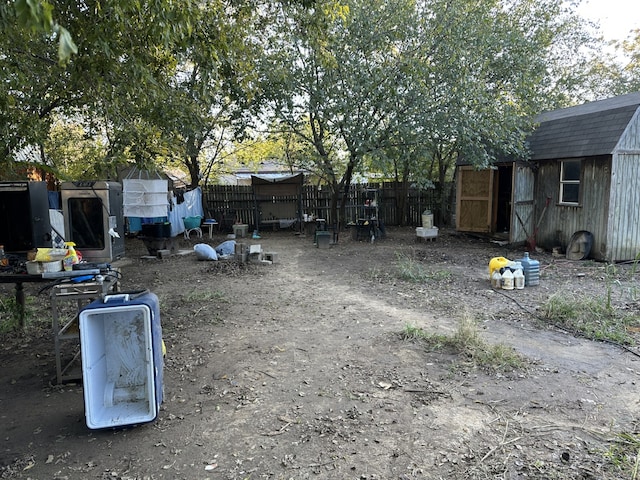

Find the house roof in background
[[251, 173, 304, 185], [528, 92, 640, 160], [217, 161, 306, 185]]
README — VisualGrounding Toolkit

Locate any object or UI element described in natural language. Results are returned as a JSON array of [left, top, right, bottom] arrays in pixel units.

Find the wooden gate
[[456, 166, 495, 233]]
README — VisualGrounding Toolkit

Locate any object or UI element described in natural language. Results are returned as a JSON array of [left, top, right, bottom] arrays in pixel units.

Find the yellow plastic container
[[488, 256, 510, 279], [63, 242, 80, 271]]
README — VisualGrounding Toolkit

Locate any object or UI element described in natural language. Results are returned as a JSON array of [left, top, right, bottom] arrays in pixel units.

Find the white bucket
[[421, 212, 433, 229]]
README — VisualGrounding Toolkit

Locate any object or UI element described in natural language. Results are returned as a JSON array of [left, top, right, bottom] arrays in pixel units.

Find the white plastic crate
[[416, 226, 438, 239]]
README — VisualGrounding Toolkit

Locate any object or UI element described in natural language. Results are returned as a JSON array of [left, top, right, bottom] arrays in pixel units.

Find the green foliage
[[0, 297, 22, 333], [603, 431, 640, 476], [541, 292, 636, 345], [0, 0, 625, 192], [11, 0, 78, 64], [257, 0, 597, 223], [0, 296, 39, 333], [155, 2, 263, 187], [616, 30, 640, 94], [45, 119, 107, 180], [402, 316, 526, 371], [0, 0, 204, 176], [395, 253, 452, 283]]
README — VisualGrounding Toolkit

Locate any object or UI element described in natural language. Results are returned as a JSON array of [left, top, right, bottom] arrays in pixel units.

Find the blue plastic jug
[[518, 252, 540, 286]]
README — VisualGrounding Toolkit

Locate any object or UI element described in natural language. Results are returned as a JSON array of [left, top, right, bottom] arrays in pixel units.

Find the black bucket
[[141, 222, 171, 238]]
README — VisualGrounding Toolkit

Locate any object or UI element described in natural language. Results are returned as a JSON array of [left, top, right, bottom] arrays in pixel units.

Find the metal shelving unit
[[50, 272, 119, 384], [352, 188, 383, 242]]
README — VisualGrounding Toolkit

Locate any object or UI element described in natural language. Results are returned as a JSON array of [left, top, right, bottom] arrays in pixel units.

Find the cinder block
[[232, 224, 249, 237], [248, 244, 263, 262], [249, 252, 263, 262], [156, 249, 171, 259], [316, 231, 331, 248], [264, 252, 279, 263]]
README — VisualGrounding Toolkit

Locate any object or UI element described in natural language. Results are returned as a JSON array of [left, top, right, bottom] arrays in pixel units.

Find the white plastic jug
[[513, 264, 525, 290], [491, 269, 502, 289], [501, 268, 514, 290]]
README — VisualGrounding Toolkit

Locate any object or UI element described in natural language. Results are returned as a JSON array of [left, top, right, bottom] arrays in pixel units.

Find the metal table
[[0, 273, 51, 328]]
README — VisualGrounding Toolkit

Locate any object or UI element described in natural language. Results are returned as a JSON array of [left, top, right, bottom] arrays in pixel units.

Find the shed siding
[[535, 156, 610, 260], [614, 108, 640, 152], [511, 164, 535, 243], [607, 153, 640, 262]]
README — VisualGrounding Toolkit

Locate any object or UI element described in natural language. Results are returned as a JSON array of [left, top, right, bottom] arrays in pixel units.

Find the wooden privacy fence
[[202, 183, 449, 231]]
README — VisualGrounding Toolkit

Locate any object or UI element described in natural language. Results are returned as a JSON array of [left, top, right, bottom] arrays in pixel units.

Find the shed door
[[510, 163, 535, 244], [456, 166, 495, 233]]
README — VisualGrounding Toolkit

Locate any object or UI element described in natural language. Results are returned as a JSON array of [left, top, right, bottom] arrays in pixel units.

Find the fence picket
[[202, 183, 446, 231]]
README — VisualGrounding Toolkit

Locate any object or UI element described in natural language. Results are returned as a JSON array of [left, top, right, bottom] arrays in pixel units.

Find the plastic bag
[[215, 240, 236, 256], [35, 248, 68, 262], [194, 243, 218, 261]]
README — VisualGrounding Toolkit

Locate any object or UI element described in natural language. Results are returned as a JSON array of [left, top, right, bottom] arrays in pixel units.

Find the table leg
[[15, 281, 25, 328]]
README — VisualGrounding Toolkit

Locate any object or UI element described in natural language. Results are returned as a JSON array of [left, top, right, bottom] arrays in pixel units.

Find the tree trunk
[[435, 149, 455, 226], [337, 154, 357, 229]]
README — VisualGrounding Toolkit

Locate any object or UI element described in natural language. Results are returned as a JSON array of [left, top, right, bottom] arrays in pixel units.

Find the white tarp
[[123, 179, 169, 218], [167, 188, 204, 237]]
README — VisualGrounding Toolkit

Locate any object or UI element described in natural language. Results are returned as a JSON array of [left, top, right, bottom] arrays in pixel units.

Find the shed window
[[559, 159, 581, 205]]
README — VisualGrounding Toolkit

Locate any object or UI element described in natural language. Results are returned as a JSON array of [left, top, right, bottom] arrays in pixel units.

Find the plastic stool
[[184, 227, 203, 239]]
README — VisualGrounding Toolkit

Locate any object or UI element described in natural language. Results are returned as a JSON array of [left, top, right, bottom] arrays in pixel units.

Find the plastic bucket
[[421, 212, 434, 229], [183, 216, 202, 229]]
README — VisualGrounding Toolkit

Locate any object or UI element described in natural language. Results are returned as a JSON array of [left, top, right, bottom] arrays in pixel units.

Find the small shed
[[251, 173, 304, 232], [456, 92, 640, 261]]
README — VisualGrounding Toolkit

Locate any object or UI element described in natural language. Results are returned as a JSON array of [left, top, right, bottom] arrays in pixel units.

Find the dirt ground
[[1, 226, 640, 480]]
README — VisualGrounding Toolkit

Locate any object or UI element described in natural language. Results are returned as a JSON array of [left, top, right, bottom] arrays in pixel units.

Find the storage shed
[[251, 173, 304, 232], [456, 92, 640, 261]]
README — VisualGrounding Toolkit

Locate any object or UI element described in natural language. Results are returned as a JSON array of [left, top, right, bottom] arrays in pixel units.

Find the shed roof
[[528, 92, 640, 160]]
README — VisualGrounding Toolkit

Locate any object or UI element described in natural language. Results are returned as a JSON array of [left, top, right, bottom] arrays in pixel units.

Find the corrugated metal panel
[[607, 153, 640, 262]]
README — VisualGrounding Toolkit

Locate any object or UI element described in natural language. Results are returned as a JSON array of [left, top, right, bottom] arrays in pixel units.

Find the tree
[[3, 0, 77, 63], [617, 30, 640, 93], [155, 1, 263, 188], [45, 119, 107, 180], [259, 0, 422, 225], [578, 29, 640, 98], [258, 0, 595, 226], [0, 0, 199, 178]]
